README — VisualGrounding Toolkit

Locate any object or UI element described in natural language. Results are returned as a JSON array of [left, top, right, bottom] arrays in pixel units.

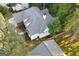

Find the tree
[[2, 23, 19, 55], [48, 18, 61, 35], [0, 5, 12, 20], [0, 13, 19, 55], [0, 5, 8, 15], [45, 3, 59, 17], [0, 13, 5, 29], [48, 4, 76, 36], [6, 3, 13, 12], [57, 4, 76, 27]]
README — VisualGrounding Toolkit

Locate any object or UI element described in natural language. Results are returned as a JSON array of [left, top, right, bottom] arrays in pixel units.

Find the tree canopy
[[48, 3, 76, 35]]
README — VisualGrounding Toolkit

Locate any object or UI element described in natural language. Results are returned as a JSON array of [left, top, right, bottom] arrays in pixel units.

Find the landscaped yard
[[1, 3, 79, 56], [54, 32, 79, 56]]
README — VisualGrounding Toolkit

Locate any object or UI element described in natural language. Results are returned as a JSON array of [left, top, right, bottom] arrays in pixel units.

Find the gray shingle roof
[[13, 11, 24, 23], [13, 7, 53, 40], [41, 8, 53, 25], [28, 42, 51, 56], [23, 7, 48, 36], [27, 40, 65, 56], [41, 8, 49, 15]]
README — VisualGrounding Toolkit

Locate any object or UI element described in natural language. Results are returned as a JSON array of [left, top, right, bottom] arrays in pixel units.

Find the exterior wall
[[30, 27, 50, 40]]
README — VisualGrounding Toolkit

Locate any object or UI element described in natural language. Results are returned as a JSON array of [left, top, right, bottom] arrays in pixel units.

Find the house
[[13, 7, 53, 40], [0, 3, 9, 8], [27, 40, 65, 56], [11, 3, 29, 12]]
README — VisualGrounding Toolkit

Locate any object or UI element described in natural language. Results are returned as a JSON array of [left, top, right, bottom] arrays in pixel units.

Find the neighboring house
[[27, 40, 65, 56], [13, 7, 53, 40], [11, 3, 29, 12]]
